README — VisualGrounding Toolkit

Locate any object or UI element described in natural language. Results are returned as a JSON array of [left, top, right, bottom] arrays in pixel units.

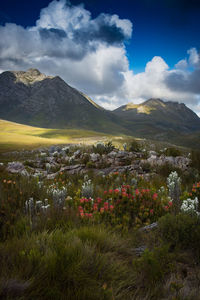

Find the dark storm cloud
[[72, 14, 129, 46], [165, 69, 200, 94], [39, 28, 67, 40]]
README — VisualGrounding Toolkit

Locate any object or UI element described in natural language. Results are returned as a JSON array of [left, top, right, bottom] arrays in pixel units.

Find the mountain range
[[0, 68, 200, 148]]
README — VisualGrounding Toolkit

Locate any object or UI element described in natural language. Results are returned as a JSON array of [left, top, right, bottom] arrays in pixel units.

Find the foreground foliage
[[1, 146, 200, 299]]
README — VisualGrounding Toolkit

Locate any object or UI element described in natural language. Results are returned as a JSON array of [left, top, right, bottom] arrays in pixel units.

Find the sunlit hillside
[[0, 119, 114, 152]]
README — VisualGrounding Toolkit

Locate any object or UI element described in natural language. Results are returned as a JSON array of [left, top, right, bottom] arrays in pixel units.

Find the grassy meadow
[[0, 119, 115, 152]]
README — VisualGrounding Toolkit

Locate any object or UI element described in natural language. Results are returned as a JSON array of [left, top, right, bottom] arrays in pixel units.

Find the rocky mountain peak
[[143, 98, 165, 107], [10, 68, 54, 85], [26, 68, 41, 76]]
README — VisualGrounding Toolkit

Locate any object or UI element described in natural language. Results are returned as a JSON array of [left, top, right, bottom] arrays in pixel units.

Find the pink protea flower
[[100, 207, 104, 213], [96, 197, 102, 203], [135, 189, 139, 195], [153, 193, 158, 200], [104, 202, 109, 210], [110, 205, 114, 211], [78, 206, 83, 211], [93, 203, 98, 211]]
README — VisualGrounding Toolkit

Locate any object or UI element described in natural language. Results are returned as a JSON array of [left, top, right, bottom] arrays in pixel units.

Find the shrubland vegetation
[[0, 139, 200, 299]]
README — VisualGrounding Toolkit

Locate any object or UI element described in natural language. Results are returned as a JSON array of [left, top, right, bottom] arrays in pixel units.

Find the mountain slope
[[1, 69, 200, 148], [0, 68, 127, 134], [113, 98, 200, 139]]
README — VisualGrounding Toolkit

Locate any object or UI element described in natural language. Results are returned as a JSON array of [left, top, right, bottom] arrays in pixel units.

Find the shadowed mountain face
[[113, 98, 200, 136], [0, 69, 127, 134], [0, 69, 200, 148]]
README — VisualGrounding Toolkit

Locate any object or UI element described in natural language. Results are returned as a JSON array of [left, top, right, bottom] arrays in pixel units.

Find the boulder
[[90, 153, 100, 162], [7, 161, 28, 176]]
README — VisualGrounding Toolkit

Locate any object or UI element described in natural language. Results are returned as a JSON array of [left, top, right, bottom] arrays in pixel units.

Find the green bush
[[92, 141, 114, 155], [158, 213, 200, 256], [190, 150, 200, 173], [128, 139, 141, 152], [133, 245, 174, 286], [163, 147, 182, 157], [0, 227, 136, 300]]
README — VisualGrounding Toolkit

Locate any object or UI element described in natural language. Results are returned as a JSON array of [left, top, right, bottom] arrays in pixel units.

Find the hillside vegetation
[[0, 140, 200, 299]]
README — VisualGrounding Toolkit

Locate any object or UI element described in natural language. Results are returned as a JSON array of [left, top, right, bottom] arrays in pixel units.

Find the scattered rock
[[90, 153, 100, 162], [7, 162, 29, 176], [132, 246, 147, 256], [74, 149, 81, 158], [139, 222, 158, 232], [0, 278, 30, 298]]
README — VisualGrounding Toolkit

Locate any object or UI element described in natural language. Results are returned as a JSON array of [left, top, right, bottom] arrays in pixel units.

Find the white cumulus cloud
[[0, 0, 200, 116]]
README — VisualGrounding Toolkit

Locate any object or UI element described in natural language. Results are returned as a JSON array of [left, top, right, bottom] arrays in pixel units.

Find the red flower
[[93, 203, 98, 211], [110, 205, 114, 211], [168, 201, 173, 207], [78, 206, 83, 212], [153, 193, 158, 200], [135, 189, 139, 195], [97, 197, 102, 203]]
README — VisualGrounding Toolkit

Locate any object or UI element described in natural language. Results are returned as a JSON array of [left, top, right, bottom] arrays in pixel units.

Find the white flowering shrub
[[181, 197, 200, 215], [167, 171, 181, 213], [25, 197, 51, 227], [81, 179, 94, 198], [47, 184, 67, 207]]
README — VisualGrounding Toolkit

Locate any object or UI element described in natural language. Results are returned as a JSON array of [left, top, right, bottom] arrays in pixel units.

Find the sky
[[0, 0, 200, 114]]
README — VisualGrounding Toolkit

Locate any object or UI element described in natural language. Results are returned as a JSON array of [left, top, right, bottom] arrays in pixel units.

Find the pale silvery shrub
[[167, 171, 181, 213], [131, 178, 137, 187], [25, 198, 51, 227], [45, 163, 51, 173], [123, 143, 127, 151], [82, 179, 94, 198], [48, 184, 67, 208]]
